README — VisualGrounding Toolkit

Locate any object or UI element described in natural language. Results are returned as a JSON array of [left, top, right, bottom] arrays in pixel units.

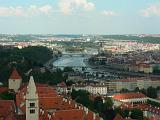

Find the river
[[53, 55, 88, 67]]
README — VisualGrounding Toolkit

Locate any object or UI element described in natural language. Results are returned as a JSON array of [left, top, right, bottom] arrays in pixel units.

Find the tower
[[8, 68, 22, 92], [26, 76, 39, 120]]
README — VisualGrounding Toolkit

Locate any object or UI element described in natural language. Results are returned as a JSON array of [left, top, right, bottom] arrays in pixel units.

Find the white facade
[[9, 78, 22, 92], [26, 76, 39, 120], [107, 78, 160, 92], [119, 98, 148, 103], [73, 85, 107, 95]]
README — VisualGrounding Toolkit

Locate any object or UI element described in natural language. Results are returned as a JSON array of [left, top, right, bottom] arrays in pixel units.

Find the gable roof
[[0, 100, 16, 119], [113, 93, 146, 100], [9, 68, 22, 80], [114, 114, 124, 120], [0, 87, 8, 94]]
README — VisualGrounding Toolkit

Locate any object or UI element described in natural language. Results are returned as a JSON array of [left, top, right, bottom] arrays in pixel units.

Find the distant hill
[[102, 35, 160, 44], [0, 34, 160, 44]]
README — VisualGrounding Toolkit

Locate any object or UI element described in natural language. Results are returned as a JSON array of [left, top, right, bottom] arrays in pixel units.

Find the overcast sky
[[0, 0, 160, 34]]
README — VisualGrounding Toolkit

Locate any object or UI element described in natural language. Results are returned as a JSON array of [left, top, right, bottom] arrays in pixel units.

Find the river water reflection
[[53, 55, 87, 67]]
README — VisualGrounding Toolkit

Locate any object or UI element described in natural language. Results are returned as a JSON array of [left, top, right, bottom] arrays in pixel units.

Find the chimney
[[75, 103, 77, 108], [48, 114, 51, 120], [69, 100, 71, 104], [93, 113, 96, 120], [84, 107, 88, 115]]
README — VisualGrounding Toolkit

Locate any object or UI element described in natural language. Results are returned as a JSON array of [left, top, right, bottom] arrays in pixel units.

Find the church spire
[[26, 76, 38, 99], [26, 76, 39, 120]]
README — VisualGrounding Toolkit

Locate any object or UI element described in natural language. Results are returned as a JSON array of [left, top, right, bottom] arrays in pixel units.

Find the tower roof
[[9, 68, 22, 80], [26, 76, 38, 99]]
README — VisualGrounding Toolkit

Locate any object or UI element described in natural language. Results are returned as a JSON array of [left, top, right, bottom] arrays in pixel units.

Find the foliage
[[146, 86, 157, 98], [120, 88, 129, 93], [63, 67, 74, 72], [0, 46, 55, 85], [32, 70, 66, 85], [71, 89, 91, 107], [0, 91, 15, 100], [147, 99, 160, 107], [71, 89, 115, 120], [93, 96, 104, 112], [105, 97, 113, 110], [130, 109, 144, 120], [66, 80, 74, 86], [121, 109, 130, 118]]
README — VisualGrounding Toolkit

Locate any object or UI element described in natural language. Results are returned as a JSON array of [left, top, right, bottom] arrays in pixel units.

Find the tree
[[120, 88, 129, 93], [66, 80, 74, 86], [63, 67, 74, 72], [130, 109, 143, 120], [147, 86, 157, 98], [93, 96, 104, 112], [0, 91, 15, 100], [105, 97, 113, 110], [134, 87, 140, 92], [121, 109, 130, 118], [139, 88, 146, 95], [156, 86, 160, 91]]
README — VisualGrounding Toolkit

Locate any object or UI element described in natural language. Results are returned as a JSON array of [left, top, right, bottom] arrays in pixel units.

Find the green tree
[[105, 97, 113, 110], [63, 67, 74, 72], [130, 109, 143, 120], [121, 109, 130, 118], [120, 88, 129, 93], [134, 87, 140, 92], [0, 91, 15, 100], [93, 96, 104, 112], [147, 86, 157, 98]]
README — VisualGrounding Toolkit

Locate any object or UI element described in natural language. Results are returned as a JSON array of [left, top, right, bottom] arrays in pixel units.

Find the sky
[[0, 0, 160, 34]]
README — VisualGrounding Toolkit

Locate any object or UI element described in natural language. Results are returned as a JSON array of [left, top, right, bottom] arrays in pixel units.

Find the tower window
[[30, 109, 35, 114], [30, 103, 35, 107]]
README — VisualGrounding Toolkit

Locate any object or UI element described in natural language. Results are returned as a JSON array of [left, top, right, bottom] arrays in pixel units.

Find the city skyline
[[0, 0, 160, 34]]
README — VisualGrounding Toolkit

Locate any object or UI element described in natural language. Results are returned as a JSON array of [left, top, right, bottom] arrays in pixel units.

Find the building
[[0, 87, 8, 94], [73, 84, 107, 95], [106, 77, 160, 92], [112, 92, 160, 120], [0, 100, 16, 119], [8, 68, 22, 92], [113, 93, 148, 104], [26, 76, 39, 120], [119, 102, 160, 120], [113, 114, 124, 120], [16, 76, 103, 120]]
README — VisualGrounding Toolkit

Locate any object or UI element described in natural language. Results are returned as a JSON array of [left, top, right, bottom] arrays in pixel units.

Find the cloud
[[58, 0, 95, 15], [39, 5, 52, 14], [141, 3, 160, 17], [101, 10, 117, 16], [0, 5, 53, 17]]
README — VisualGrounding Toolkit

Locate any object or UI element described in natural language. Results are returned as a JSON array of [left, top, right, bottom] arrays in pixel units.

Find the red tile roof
[[9, 68, 22, 80], [0, 100, 16, 119], [58, 82, 67, 87], [0, 87, 8, 94], [119, 103, 160, 117], [111, 77, 148, 83], [114, 114, 124, 120], [113, 93, 146, 100], [16, 83, 102, 120]]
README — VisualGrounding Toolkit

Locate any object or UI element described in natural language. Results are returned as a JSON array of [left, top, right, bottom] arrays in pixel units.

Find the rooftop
[[113, 93, 147, 100], [9, 68, 22, 80]]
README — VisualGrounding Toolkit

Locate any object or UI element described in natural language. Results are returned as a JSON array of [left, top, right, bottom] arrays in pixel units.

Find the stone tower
[[8, 68, 22, 92], [26, 76, 39, 120]]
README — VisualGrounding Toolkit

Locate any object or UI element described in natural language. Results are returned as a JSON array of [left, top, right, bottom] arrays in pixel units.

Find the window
[[30, 103, 35, 107], [30, 109, 35, 114]]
